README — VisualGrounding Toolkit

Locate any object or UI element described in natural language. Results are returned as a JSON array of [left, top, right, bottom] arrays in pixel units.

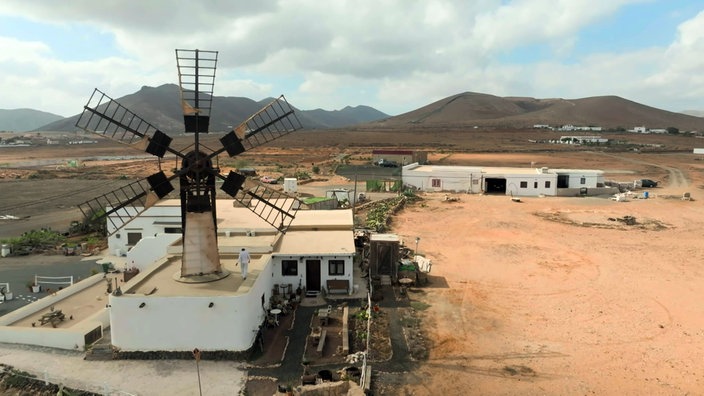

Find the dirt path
[[594, 152, 690, 192]]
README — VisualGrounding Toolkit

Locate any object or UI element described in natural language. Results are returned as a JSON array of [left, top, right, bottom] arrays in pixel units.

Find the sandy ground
[[389, 158, 704, 395]]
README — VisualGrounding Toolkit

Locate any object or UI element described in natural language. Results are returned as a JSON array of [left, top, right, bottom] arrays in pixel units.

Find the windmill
[[75, 49, 303, 281]]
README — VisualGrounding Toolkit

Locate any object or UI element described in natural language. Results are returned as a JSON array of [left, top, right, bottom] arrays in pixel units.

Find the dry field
[[388, 151, 704, 395], [1, 130, 704, 394]]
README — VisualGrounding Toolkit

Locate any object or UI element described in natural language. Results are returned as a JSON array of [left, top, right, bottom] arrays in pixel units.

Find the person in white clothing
[[238, 248, 250, 280]]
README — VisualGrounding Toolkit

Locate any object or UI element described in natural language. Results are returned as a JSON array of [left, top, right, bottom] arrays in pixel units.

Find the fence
[[34, 275, 74, 291]]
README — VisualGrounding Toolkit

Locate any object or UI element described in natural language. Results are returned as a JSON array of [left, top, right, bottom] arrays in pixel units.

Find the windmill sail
[[75, 48, 306, 281], [176, 49, 217, 133], [226, 179, 300, 231], [75, 89, 176, 158], [219, 95, 302, 158], [78, 176, 172, 236]]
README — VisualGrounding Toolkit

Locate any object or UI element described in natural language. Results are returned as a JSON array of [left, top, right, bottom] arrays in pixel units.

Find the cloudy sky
[[1, 1, 703, 117]]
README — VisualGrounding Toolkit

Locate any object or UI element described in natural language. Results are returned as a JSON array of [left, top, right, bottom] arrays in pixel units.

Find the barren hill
[[372, 92, 704, 131], [33, 84, 389, 133]]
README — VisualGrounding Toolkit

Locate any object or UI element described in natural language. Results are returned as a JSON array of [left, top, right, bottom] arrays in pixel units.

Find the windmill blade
[[79, 172, 176, 235], [218, 95, 303, 158], [176, 49, 218, 133], [75, 89, 180, 158], [220, 172, 301, 232]]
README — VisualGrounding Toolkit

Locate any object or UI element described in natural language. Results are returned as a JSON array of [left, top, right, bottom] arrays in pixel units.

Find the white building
[[402, 164, 609, 197], [558, 125, 602, 132], [559, 135, 609, 145], [104, 200, 357, 352]]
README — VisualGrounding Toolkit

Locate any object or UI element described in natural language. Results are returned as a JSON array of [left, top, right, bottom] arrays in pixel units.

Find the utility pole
[[193, 348, 203, 396]]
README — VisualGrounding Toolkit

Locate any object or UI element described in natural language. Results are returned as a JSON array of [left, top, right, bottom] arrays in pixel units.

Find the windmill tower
[[75, 49, 303, 282]]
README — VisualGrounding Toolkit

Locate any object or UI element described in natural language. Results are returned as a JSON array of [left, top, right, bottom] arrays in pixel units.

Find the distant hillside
[[35, 84, 389, 133], [683, 109, 704, 117], [0, 109, 64, 132], [371, 92, 704, 131], [299, 105, 388, 128]]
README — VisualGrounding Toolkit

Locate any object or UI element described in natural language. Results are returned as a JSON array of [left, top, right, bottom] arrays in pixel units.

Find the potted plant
[[27, 280, 39, 293]]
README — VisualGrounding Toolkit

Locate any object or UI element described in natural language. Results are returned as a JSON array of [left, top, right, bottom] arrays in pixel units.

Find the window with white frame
[[431, 179, 441, 188], [329, 259, 345, 275], [281, 260, 298, 276]]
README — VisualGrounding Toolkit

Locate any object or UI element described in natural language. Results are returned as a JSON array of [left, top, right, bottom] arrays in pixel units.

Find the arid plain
[[1, 129, 704, 394]]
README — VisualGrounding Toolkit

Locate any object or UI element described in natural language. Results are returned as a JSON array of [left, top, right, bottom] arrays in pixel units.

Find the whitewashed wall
[[557, 171, 603, 188], [503, 174, 557, 196], [0, 274, 109, 350], [271, 254, 355, 295], [108, 206, 180, 256], [109, 261, 274, 352], [402, 164, 482, 193], [125, 234, 182, 271]]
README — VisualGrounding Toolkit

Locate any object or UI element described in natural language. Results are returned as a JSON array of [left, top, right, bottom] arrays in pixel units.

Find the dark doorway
[[306, 260, 321, 291], [557, 175, 569, 188], [485, 178, 507, 194]]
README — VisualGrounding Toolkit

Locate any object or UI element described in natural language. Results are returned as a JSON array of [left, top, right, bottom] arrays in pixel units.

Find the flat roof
[[153, 200, 354, 232], [277, 230, 355, 255], [289, 209, 353, 229], [126, 204, 355, 296], [409, 165, 482, 173], [408, 165, 603, 176], [481, 167, 544, 175], [127, 254, 264, 297]]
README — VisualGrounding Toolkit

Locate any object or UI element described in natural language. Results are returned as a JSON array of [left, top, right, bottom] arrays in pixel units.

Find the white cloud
[[1, 1, 704, 117]]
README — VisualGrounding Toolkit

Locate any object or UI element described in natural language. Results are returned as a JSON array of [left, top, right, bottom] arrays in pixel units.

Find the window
[[431, 179, 441, 188], [281, 260, 298, 276], [580, 177, 586, 185], [520, 181, 527, 188], [329, 260, 345, 276], [545, 181, 551, 188], [126, 232, 142, 246], [533, 181, 538, 188], [164, 227, 182, 234]]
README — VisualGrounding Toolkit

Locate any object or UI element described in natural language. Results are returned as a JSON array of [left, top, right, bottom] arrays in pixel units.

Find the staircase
[[380, 275, 392, 286], [84, 343, 115, 361]]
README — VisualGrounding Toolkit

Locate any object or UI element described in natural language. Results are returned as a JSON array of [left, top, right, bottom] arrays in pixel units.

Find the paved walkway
[[0, 343, 247, 395]]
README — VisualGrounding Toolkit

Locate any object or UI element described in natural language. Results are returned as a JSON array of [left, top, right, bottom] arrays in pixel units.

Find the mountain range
[[1, 84, 388, 133], [372, 92, 704, 131], [2, 85, 704, 133], [0, 108, 64, 132]]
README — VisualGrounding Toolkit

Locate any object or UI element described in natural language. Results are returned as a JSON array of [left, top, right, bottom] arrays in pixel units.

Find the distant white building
[[402, 164, 611, 197], [559, 135, 609, 144], [558, 125, 602, 132], [633, 126, 647, 133]]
